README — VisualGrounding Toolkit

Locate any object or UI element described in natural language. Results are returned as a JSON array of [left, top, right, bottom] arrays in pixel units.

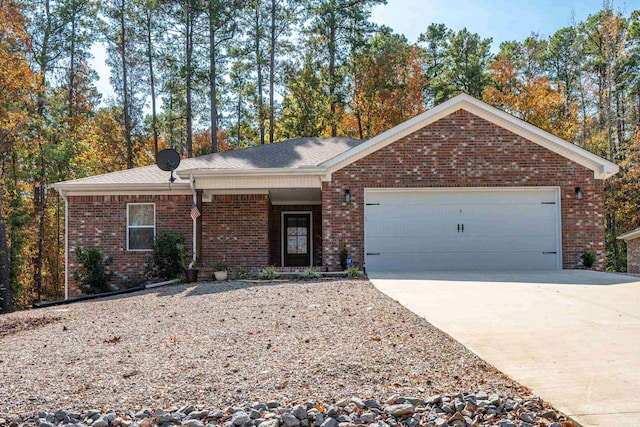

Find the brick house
[[617, 228, 640, 274], [52, 94, 618, 298]]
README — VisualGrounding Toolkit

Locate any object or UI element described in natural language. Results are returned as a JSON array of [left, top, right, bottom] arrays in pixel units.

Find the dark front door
[[283, 213, 311, 267]]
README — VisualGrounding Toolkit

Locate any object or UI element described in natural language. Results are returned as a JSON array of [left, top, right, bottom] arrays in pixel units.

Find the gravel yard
[[0, 279, 561, 424]]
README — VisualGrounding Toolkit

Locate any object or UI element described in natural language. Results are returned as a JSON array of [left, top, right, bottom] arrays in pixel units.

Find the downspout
[[189, 174, 197, 267], [60, 189, 69, 300]]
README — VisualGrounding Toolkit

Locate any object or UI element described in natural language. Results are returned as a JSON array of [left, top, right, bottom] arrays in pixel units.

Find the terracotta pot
[[185, 269, 199, 283], [214, 270, 228, 281]]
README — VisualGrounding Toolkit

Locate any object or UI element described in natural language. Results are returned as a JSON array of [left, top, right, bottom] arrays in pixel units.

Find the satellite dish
[[156, 148, 181, 183]]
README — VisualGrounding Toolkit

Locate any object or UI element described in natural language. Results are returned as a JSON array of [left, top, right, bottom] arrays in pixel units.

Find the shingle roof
[[52, 137, 363, 188]]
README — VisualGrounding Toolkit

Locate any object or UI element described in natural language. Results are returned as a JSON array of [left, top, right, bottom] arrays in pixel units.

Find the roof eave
[[617, 228, 640, 241], [50, 182, 192, 195], [177, 167, 327, 179]]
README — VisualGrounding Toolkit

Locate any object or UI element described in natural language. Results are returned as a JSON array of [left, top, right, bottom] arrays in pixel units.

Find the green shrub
[[73, 246, 115, 294], [300, 268, 321, 280], [211, 260, 228, 272], [345, 266, 363, 278], [582, 249, 596, 269], [258, 267, 280, 280], [339, 243, 349, 270], [235, 267, 251, 280], [145, 231, 185, 280]]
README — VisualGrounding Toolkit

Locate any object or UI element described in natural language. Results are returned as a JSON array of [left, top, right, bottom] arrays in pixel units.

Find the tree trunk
[[209, 4, 218, 153], [120, 0, 133, 169], [36, 143, 45, 302], [616, 92, 625, 156], [236, 92, 242, 145], [255, 4, 265, 144], [185, 7, 194, 158], [145, 6, 159, 157], [607, 205, 621, 272], [0, 181, 12, 313], [56, 194, 61, 297], [578, 74, 588, 148], [169, 94, 175, 148], [328, 9, 337, 137], [68, 2, 76, 123], [269, 0, 276, 144], [34, 0, 53, 303]]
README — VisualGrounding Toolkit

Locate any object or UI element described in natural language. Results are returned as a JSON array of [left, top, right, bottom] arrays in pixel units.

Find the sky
[[370, 0, 638, 47], [90, 0, 640, 104]]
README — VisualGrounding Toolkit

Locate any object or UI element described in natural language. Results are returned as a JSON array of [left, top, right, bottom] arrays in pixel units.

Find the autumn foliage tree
[[483, 49, 578, 142], [0, 0, 41, 312], [345, 30, 427, 139]]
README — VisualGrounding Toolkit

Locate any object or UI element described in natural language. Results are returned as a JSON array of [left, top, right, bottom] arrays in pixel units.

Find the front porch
[[196, 188, 324, 273]]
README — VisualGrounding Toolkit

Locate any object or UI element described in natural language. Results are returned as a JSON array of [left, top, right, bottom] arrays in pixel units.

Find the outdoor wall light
[[344, 189, 351, 203], [575, 187, 583, 200]]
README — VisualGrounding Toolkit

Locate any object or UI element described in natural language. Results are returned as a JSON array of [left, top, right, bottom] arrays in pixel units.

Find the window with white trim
[[127, 203, 155, 250]]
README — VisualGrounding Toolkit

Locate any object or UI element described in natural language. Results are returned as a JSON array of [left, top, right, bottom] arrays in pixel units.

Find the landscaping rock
[[232, 411, 251, 426], [385, 404, 414, 418], [0, 392, 574, 427], [282, 414, 300, 427], [291, 405, 307, 421]]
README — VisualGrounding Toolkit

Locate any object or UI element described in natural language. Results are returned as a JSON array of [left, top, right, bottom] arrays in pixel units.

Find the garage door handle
[[542, 251, 557, 254], [457, 224, 460, 232], [366, 252, 380, 256], [461, 224, 464, 233]]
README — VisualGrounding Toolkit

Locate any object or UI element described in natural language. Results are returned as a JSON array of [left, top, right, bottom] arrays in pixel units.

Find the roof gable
[[321, 94, 618, 180]]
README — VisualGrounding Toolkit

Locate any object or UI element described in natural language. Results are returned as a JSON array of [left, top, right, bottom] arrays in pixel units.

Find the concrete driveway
[[369, 270, 640, 427]]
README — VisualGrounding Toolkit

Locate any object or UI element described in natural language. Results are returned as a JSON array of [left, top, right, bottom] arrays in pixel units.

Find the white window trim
[[281, 211, 313, 268], [127, 203, 156, 251]]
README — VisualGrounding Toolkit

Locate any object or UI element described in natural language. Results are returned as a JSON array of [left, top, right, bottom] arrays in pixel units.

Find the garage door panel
[[366, 251, 558, 271], [366, 217, 458, 236], [368, 233, 556, 254], [364, 188, 561, 271], [367, 235, 466, 252]]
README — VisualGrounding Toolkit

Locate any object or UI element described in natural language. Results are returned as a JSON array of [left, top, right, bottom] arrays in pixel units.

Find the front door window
[[283, 213, 311, 267]]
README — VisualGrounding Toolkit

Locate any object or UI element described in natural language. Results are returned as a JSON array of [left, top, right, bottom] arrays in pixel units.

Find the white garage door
[[364, 188, 561, 271]]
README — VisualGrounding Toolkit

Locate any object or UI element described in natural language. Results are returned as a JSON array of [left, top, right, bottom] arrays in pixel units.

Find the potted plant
[[212, 259, 228, 281], [178, 242, 199, 283]]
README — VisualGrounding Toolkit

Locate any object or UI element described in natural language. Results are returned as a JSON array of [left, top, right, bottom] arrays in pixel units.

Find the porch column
[[196, 189, 203, 266]]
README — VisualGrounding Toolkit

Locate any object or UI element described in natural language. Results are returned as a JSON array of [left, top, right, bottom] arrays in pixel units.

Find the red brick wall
[[268, 204, 322, 266], [626, 238, 640, 274], [200, 194, 269, 274], [322, 109, 606, 271], [67, 193, 270, 297], [67, 194, 193, 297]]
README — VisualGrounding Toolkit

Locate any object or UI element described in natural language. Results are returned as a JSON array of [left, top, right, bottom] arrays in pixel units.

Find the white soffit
[[321, 93, 619, 180], [269, 188, 322, 205]]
